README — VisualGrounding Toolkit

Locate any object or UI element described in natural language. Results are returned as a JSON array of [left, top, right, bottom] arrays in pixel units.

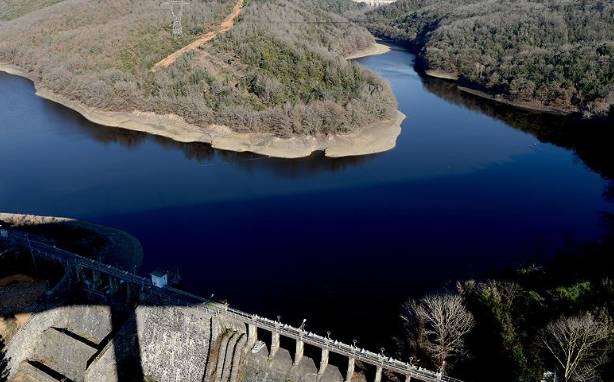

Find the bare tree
[[496, 281, 521, 309], [539, 313, 611, 382], [402, 293, 474, 374]]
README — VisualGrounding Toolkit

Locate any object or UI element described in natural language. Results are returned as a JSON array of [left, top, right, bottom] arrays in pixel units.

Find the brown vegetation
[[152, 0, 245, 71], [539, 313, 611, 382], [402, 293, 474, 375], [367, 0, 614, 117], [0, 0, 396, 137]]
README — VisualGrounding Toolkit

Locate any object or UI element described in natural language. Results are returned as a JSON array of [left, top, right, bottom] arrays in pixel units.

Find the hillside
[[0, 0, 397, 145], [367, 0, 614, 117], [0, 0, 63, 21]]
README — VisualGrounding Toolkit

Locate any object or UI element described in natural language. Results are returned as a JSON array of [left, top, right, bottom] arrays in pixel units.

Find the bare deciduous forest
[[0, 0, 396, 137], [367, 0, 614, 117]]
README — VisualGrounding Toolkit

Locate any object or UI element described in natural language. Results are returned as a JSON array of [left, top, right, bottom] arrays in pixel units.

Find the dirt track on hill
[[152, 0, 244, 72]]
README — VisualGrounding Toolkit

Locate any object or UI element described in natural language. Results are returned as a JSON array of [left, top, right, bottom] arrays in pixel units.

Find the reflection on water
[[47, 97, 376, 176], [421, 77, 614, 180], [1, 44, 613, 350]]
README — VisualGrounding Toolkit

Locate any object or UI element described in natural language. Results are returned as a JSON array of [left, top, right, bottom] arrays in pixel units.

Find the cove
[[1, 44, 612, 349]]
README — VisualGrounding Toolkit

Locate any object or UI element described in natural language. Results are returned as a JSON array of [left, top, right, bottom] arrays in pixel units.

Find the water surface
[[1, 45, 612, 348]]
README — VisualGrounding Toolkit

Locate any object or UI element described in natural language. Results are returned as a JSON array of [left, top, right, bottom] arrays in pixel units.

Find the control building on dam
[[2, 231, 460, 382]]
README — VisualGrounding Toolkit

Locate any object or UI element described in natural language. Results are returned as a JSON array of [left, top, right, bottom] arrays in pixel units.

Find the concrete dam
[[2, 231, 458, 382]]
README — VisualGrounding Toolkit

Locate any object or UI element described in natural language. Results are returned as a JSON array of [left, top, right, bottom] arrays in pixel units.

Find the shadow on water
[[2, 48, 614, 381], [44, 96, 377, 177], [78, 74, 614, 357], [419, 74, 614, 264], [420, 77, 614, 180], [3, 226, 387, 382], [417, 76, 614, 382]]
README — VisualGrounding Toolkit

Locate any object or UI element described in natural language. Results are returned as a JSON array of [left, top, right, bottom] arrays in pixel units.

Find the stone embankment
[[7, 299, 317, 382], [8, 306, 112, 382], [6, 297, 248, 382]]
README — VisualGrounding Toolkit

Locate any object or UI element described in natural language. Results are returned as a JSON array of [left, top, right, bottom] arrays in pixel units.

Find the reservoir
[[1, 44, 612, 349]]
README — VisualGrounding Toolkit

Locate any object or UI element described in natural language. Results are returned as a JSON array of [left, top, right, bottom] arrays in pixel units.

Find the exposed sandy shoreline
[[0, 63, 29, 78], [0, 62, 405, 159], [346, 42, 391, 60], [425, 69, 459, 81], [421, 66, 574, 115], [458, 86, 574, 115]]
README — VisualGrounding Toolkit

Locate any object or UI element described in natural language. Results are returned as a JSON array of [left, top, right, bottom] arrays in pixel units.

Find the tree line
[[399, 231, 614, 382], [0, 0, 397, 137], [366, 0, 613, 118]]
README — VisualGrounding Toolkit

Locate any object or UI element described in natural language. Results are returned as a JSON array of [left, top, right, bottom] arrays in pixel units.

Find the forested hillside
[[0, 0, 63, 21], [367, 0, 614, 117], [0, 0, 396, 137]]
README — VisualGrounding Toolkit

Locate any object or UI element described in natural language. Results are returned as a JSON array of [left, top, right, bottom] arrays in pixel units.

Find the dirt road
[[152, 0, 244, 72]]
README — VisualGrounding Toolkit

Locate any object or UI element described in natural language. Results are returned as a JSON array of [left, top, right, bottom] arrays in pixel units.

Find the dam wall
[[6, 306, 112, 381], [86, 304, 227, 382], [7, 294, 247, 382], [5, 307, 64, 378], [3, 229, 455, 382], [136, 305, 222, 381]]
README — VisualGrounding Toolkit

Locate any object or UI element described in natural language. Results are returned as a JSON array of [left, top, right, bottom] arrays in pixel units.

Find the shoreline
[[381, 34, 583, 117], [0, 62, 405, 159], [424, 69, 458, 81], [0, 212, 143, 271], [345, 41, 391, 60], [457, 86, 574, 115], [420, 66, 575, 116]]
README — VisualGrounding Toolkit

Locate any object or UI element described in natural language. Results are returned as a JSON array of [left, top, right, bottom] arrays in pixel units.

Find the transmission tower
[[169, 1, 188, 37]]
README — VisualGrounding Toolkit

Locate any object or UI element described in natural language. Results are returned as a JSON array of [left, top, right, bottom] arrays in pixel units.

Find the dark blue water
[[1, 45, 612, 347]]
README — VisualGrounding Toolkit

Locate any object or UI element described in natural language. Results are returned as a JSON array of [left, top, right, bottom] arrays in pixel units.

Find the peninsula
[[0, 0, 404, 158]]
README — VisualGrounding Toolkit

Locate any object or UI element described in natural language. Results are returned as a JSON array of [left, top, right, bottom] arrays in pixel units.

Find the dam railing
[[6, 231, 463, 382]]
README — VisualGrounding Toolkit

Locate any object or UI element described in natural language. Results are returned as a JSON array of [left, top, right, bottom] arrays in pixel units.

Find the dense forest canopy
[[367, 0, 614, 117], [0, 0, 396, 137]]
